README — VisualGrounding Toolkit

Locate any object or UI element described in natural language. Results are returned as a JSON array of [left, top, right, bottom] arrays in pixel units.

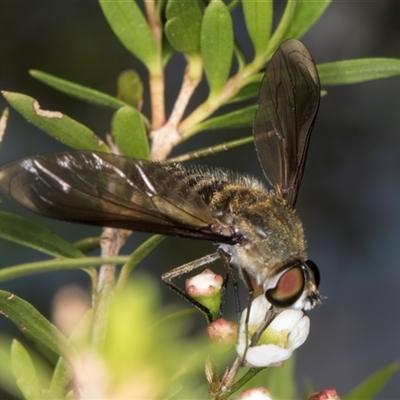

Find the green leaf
[[186, 104, 256, 137], [0, 212, 84, 258], [267, 0, 330, 55], [0, 336, 19, 397], [343, 361, 399, 400], [0, 256, 129, 284], [242, 0, 272, 60], [229, 82, 260, 103], [318, 58, 400, 85], [0, 290, 74, 359], [117, 70, 144, 108], [48, 359, 70, 399], [165, 0, 203, 56], [264, 354, 296, 399], [281, 0, 330, 42], [74, 236, 100, 253], [11, 340, 42, 400], [2, 92, 109, 152], [29, 70, 128, 110], [0, 291, 73, 360], [117, 235, 165, 288], [4, 297, 66, 360], [99, 0, 157, 71], [112, 106, 150, 159], [201, 0, 234, 97]]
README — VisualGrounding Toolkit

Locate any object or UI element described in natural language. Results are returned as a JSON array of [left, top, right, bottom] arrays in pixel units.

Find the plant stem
[[151, 64, 202, 160], [179, 64, 257, 136], [91, 228, 130, 347], [168, 136, 253, 163], [145, 0, 165, 130]]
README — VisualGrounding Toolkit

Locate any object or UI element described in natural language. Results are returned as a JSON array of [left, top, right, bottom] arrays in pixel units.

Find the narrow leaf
[[11, 340, 42, 400], [2, 91, 109, 152], [117, 235, 165, 288], [0, 336, 19, 397], [229, 82, 260, 103], [99, 0, 157, 70], [30, 70, 128, 110], [165, 0, 203, 56], [48, 359, 70, 399], [0, 212, 84, 258], [282, 0, 330, 42], [0, 256, 129, 284], [267, 1, 330, 56], [264, 354, 296, 400], [201, 0, 234, 97], [74, 236, 100, 253], [242, 0, 272, 60], [0, 291, 73, 360], [117, 70, 144, 108], [318, 58, 400, 85], [112, 106, 150, 159], [228, 72, 264, 103], [343, 361, 399, 400], [185, 105, 256, 137]]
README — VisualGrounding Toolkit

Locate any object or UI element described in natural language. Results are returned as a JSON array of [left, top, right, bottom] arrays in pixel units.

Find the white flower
[[236, 296, 310, 368]]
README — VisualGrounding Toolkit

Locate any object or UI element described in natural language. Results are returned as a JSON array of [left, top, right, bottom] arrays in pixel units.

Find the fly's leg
[[240, 268, 279, 346], [162, 252, 220, 323], [249, 308, 281, 347], [240, 268, 255, 328], [217, 247, 240, 320]]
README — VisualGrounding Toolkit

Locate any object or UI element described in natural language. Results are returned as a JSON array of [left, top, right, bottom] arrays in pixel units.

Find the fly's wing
[[254, 39, 320, 208], [0, 151, 235, 243]]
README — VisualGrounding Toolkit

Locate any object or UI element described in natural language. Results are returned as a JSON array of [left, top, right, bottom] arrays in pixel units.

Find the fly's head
[[228, 196, 321, 311]]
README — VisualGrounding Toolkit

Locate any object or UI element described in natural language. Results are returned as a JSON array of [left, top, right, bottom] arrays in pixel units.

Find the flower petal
[[269, 309, 304, 331], [244, 344, 292, 367], [288, 314, 310, 350]]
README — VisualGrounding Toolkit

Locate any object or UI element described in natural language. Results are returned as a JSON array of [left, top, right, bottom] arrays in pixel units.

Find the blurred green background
[[0, 1, 400, 398]]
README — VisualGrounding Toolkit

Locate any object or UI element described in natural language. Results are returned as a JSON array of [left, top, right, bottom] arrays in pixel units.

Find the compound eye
[[265, 266, 305, 308]]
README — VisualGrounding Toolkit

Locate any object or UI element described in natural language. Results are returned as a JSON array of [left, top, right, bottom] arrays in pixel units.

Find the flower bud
[[207, 318, 237, 348], [239, 386, 273, 400], [186, 269, 223, 318], [308, 388, 341, 400]]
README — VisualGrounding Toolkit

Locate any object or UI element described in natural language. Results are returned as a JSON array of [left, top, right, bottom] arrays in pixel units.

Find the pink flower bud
[[207, 318, 237, 346], [185, 269, 224, 317], [239, 386, 273, 400], [185, 268, 223, 297]]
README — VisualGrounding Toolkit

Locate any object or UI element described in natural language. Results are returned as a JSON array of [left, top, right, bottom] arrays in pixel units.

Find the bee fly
[[0, 39, 321, 332]]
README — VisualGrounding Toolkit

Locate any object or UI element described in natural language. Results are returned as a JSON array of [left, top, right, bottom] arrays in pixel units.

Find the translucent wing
[[254, 39, 320, 207], [0, 151, 235, 243]]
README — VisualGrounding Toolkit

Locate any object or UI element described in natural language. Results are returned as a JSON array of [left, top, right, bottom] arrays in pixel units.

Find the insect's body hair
[[162, 162, 307, 287]]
